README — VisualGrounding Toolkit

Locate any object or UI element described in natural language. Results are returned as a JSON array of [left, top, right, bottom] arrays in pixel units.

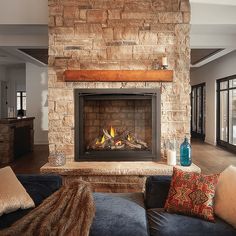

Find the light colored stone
[[139, 31, 157, 45], [108, 9, 121, 19], [107, 46, 133, 60], [87, 9, 108, 23], [48, 0, 191, 162], [121, 12, 157, 20]]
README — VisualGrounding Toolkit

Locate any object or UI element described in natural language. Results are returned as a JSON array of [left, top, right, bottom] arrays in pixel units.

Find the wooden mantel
[[64, 70, 173, 82]]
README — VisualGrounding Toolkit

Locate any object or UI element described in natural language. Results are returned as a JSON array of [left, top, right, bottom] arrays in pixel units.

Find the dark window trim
[[17, 91, 26, 111], [217, 75, 236, 153], [191, 83, 206, 140]]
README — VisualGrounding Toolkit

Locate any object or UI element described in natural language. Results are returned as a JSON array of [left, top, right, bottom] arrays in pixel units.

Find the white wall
[[26, 62, 48, 144], [0, 66, 6, 81], [191, 50, 236, 145], [0, 0, 48, 25], [6, 65, 26, 110]]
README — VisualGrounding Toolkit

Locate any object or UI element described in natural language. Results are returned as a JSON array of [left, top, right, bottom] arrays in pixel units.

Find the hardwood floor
[[0, 145, 48, 174], [192, 139, 236, 174], [1, 140, 235, 174]]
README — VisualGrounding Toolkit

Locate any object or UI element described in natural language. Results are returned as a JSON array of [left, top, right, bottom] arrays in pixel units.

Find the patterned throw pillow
[[164, 167, 219, 222]]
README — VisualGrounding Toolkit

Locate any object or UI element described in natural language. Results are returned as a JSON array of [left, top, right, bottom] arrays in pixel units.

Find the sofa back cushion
[[145, 176, 171, 209], [0, 174, 62, 229], [214, 165, 236, 228], [0, 167, 35, 216]]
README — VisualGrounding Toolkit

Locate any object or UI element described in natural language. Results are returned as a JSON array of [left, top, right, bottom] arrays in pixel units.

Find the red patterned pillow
[[164, 167, 219, 222]]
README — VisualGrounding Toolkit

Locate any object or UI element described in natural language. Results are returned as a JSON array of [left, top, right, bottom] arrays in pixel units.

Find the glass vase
[[180, 137, 192, 166]]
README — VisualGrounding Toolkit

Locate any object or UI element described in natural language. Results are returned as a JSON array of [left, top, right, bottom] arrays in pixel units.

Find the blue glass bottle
[[180, 137, 192, 166]]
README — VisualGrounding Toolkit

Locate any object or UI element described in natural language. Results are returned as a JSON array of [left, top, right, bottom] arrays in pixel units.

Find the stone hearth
[[41, 162, 200, 192]]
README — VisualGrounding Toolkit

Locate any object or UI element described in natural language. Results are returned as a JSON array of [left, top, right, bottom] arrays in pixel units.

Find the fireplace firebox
[[75, 89, 160, 161]]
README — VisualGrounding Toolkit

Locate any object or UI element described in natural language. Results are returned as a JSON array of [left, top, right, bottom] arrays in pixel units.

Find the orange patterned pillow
[[164, 167, 219, 222]]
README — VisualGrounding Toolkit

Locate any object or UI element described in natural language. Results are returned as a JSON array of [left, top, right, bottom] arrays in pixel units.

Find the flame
[[96, 135, 105, 145], [101, 135, 105, 144], [110, 126, 115, 138], [127, 134, 132, 141], [116, 141, 122, 146]]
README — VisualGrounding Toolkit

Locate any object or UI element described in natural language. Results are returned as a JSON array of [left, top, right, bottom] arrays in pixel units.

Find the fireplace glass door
[[75, 89, 160, 161]]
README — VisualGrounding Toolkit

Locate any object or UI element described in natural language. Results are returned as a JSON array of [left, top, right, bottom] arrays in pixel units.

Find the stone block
[[55, 16, 63, 26], [90, 0, 124, 9], [54, 27, 74, 35], [102, 27, 113, 40], [64, 6, 77, 19], [121, 12, 157, 20], [159, 12, 183, 23], [124, 1, 152, 11], [113, 27, 139, 41], [108, 9, 121, 19], [80, 9, 87, 20], [108, 19, 144, 27], [87, 10, 108, 23], [107, 46, 133, 60], [139, 31, 157, 45], [180, 0, 190, 12], [183, 12, 190, 23], [50, 5, 63, 16], [49, 16, 55, 27]]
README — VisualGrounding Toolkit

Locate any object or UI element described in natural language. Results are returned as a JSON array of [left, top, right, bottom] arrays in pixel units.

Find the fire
[[96, 135, 105, 145], [101, 135, 105, 144], [110, 126, 115, 138], [127, 134, 132, 141], [115, 141, 122, 146]]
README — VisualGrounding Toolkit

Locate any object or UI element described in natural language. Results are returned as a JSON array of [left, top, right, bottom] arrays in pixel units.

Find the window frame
[[217, 75, 236, 153]]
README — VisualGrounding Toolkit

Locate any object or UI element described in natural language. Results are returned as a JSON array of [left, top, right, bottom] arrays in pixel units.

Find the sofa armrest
[[145, 176, 171, 209], [17, 174, 62, 206]]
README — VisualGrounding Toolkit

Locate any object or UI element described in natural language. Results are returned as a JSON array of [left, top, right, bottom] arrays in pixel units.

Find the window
[[217, 76, 236, 153], [191, 83, 206, 140], [17, 91, 26, 114]]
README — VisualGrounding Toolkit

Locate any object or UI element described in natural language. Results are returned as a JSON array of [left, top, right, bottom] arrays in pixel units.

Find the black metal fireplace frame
[[74, 89, 161, 161]]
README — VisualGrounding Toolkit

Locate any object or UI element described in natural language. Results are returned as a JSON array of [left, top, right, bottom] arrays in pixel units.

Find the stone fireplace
[[47, 0, 191, 163], [75, 89, 160, 161]]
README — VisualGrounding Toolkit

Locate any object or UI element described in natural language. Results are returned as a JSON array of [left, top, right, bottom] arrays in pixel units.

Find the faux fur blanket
[[1, 180, 95, 236]]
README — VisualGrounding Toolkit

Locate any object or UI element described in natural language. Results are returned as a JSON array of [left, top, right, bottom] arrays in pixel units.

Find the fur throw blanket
[[1, 180, 95, 236]]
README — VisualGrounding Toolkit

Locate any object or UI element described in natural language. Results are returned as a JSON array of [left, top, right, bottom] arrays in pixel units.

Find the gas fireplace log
[[111, 144, 125, 150], [103, 129, 112, 139], [136, 139, 148, 148], [125, 141, 142, 149]]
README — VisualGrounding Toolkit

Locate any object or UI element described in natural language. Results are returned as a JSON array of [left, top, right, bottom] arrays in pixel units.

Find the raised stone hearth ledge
[[41, 162, 200, 192], [41, 161, 200, 176]]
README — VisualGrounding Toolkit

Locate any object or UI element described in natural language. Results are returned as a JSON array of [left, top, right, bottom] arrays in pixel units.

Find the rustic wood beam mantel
[[64, 70, 173, 82]]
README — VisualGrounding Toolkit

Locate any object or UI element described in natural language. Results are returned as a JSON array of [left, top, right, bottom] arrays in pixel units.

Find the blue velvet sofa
[[0, 175, 235, 236]]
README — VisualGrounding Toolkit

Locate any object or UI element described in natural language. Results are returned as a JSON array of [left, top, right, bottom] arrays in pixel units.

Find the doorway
[[0, 81, 8, 118], [217, 75, 236, 153], [191, 83, 206, 141]]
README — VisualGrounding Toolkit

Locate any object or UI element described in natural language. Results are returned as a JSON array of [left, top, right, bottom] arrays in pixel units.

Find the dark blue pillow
[[90, 193, 149, 236], [145, 176, 171, 209]]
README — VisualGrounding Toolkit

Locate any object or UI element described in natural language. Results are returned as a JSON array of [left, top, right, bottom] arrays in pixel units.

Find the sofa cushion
[[90, 192, 149, 236], [145, 176, 172, 209], [214, 165, 236, 228], [0, 167, 35, 216], [147, 208, 236, 236], [0, 174, 62, 229], [164, 168, 219, 222]]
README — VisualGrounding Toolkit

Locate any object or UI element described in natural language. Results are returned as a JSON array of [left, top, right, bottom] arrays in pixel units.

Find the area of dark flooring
[[1, 140, 235, 174]]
